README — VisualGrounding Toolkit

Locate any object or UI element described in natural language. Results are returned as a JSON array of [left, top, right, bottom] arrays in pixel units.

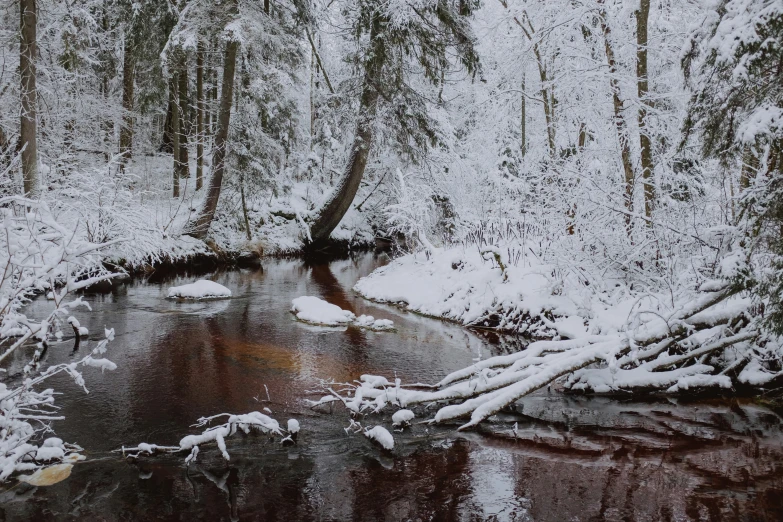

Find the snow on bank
[[168, 280, 232, 299], [353, 247, 585, 335], [291, 297, 395, 330]]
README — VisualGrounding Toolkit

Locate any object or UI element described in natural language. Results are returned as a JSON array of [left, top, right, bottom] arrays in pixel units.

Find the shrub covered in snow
[[0, 198, 121, 482]]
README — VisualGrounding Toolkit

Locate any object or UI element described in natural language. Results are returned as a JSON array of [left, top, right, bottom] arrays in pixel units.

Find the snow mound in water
[[168, 280, 232, 299], [291, 296, 356, 325], [291, 297, 396, 330], [364, 426, 394, 450], [355, 315, 395, 331]]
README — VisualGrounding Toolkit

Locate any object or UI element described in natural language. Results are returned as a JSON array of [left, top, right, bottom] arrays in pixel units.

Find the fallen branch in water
[[117, 411, 299, 464], [320, 280, 776, 430]]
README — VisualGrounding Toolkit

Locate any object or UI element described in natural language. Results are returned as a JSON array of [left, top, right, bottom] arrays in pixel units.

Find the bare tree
[[601, 4, 635, 222], [196, 41, 205, 190], [20, 0, 38, 196], [119, 36, 136, 170], [170, 78, 180, 198], [637, 0, 654, 220]]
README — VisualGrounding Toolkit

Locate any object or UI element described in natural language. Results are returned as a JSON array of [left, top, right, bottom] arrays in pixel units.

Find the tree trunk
[[307, 17, 384, 244], [637, 0, 654, 221], [740, 145, 758, 191], [601, 9, 635, 222], [161, 97, 174, 153], [187, 39, 239, 239], [507, 12, 555, 158], [119, 38, 136, 170], [240, 174, 251, 241], [196, 42, 205, 190], [578, 122, 588, 150], [521, 71, 526, 157], [20, 0, 38, 196], [171, 78, 180, 198], [176, 52, 190, 180]]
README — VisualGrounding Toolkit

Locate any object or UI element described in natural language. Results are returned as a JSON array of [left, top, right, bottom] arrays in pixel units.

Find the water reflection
[[1, 253, 782, 521]]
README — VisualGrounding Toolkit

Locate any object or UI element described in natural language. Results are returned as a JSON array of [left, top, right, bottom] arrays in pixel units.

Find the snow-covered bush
[[0, 197, 121, 481]]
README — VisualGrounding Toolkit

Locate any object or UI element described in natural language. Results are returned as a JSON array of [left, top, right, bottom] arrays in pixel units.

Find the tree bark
[[307, 16, 384, 244], [196, 42, 205, 190], [526, 22, 555, 157], [187, 39, 239, 239], [637, 0, 654, 220], [171, 78, 180, 197], [521, 71, 527, 157], [176, 52, 190, 180], [119, 37, 136, 170], [740, 145, 757, 191], [601, 8, 635, 222], [20, 0, 38, 196]]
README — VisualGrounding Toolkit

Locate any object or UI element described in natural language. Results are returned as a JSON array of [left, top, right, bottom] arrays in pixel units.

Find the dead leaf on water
[[18, 463, 73, 486]]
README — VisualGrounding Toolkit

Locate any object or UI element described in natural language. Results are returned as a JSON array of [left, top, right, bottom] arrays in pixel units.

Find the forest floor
[[48, 153, 376, 274]]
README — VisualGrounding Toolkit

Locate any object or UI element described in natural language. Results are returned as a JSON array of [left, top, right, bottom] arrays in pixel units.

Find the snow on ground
[[168, 280, 233, 299], [354, 246, 587, 336]]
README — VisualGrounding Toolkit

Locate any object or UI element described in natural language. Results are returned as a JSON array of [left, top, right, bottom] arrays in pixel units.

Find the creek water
[[1, 253, 782, 521]]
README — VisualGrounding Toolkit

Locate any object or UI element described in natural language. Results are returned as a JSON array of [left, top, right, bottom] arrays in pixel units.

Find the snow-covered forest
[[2, 0, 783, 510]]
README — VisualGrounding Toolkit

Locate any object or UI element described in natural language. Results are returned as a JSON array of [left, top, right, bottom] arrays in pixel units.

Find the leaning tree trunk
[[119, 38, 136, 171], [307, 18, 384, 244], [20, 0, 38, 196], [186, 38, 239, 239], [637, 0, 654, 221]]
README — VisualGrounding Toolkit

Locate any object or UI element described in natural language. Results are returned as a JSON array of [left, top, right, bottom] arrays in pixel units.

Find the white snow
[[35, 446, 65, 462], [167, 280, 232, 299], [287, 419, 300, 434], [353, 247, 581, 334], [392, 409, 415, 426], [291, 296, 355, 325], [364, 426, 395, 450], [291, 297, 395, 330], [355, 315, 395, 330]]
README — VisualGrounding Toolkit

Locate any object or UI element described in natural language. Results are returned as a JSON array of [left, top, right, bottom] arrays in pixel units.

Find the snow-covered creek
[[2, 253, 783, 521]]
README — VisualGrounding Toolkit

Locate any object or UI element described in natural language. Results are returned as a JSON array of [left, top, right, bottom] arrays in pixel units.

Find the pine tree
[[307, 0, 481, 244], [683, 0, 783, 330]]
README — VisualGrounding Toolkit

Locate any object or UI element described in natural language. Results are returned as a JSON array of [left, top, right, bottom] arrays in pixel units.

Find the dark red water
[[1, 253, 782, 521]]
